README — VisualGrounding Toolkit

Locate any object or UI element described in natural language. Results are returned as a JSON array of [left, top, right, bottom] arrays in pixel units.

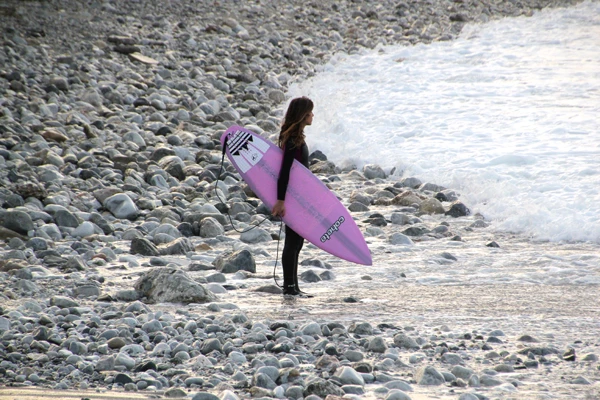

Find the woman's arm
[[273, 144, 296, 217]]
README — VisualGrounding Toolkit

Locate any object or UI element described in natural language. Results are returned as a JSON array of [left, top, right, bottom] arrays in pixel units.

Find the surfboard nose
[[347, 242, 373, 266]]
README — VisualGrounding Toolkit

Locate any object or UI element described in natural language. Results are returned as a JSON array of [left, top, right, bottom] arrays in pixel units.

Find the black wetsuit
[[278, 141, 309, 293]]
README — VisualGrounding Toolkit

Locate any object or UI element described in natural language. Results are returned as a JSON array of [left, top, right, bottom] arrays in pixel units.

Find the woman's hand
[[272, 200, 286, 217]]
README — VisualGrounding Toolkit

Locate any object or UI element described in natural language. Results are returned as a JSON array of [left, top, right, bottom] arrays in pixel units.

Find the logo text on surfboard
[[320, 216, 345, 243]]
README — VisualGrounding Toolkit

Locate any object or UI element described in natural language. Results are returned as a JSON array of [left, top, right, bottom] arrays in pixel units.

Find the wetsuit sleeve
[[277, 145, 296, 201]]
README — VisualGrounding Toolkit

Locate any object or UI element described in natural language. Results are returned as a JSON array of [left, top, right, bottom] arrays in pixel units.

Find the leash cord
[[215, 138, 284, 288]]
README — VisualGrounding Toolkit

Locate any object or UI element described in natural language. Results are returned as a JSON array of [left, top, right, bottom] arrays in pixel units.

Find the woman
[[271, 97, 314, 297]]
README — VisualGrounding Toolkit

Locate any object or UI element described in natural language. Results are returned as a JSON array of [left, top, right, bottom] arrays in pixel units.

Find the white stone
[[334, 366, 364, 386], [385, 390, 412, 400], [240, 228, 271, 243], [390, 213, 410, 225], [363, 164, 387, 179], [221, 390, 240, 400], [206, 283, 227, 294], [153, 223, 181, 237], [200, 203, 221, 214], [229, 351, 247, 364], [389, 233, 414, 245], [415, 366, 445, 385], [153, 233, 176, 244], [115, 353, 135, 370], [384, 380, 413, 392], [273, 386, 285, 399], [301, 322, 322, 336], [104, 193, 139, 220], [72, 221, 95, 238], [39, 223, 62, 240], [200, 217, 225, 238]]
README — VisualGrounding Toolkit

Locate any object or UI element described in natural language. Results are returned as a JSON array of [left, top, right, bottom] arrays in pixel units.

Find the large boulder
[[134, 267, 217, 304]]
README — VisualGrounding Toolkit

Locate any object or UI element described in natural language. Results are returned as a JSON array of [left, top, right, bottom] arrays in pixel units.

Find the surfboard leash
[[215, 137, 284, 288], [213, 138, 270, 233]]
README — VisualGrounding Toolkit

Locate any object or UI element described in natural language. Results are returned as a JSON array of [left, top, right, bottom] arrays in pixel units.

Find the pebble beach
[[1, 1, 598, 399]]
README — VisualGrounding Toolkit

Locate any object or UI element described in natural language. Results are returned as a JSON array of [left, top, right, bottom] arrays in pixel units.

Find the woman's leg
[[282, 226, 303, 294], [293, 238, 306, 292]]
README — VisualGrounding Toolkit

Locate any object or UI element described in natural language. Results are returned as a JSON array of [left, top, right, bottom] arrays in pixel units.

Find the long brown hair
[[278, 96, 313, 149]]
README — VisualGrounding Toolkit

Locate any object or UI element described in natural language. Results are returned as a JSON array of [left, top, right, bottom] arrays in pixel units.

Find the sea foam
[[290, 1, 600, 244]]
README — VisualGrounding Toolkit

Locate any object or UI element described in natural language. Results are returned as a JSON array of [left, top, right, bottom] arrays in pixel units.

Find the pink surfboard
[[220, 125, 372, 265]]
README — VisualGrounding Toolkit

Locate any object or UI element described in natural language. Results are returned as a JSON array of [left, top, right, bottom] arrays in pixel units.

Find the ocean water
[[289, 1, 600, 244]]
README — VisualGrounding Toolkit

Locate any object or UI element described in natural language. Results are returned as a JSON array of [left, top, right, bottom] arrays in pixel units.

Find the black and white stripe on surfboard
[[228, 131, 252, 155], [227, 129, 271, 173], [228, 131, 270, 155]]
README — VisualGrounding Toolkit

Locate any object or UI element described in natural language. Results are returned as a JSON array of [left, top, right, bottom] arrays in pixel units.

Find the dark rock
[[134, 97, 150, 107], [563, 348, 576, 362], [300, 258, 332, 269], [353, 362, 373, 373], [156, 126, 172, 136], [158, 156, 186, 180], [2, 210, 34, 235], [450, 13, 469, 22], [524, 360, 539, 368], [517, 335, 539, 343], [90, 213, 114, 234], [134, 360, 157, 372], [435, 192, 448, 202], [114, 373, 134, 384], [517, 347, 559, 356], [130, 238, 161, 256], [177, 222, 194, 237], [150, 147, 176, 161], [319, 270, 335, 281], [54, 209, 80, 228], [300, 270, 321, 283], [159, 237, 193, 255], [188, 263, 215, 271], [214, 250, 256, 274], [304, 377, 345, 398], [4, 193, 24, 208], [310, 150, 328, 162], [114, 44, 141, 54], [0, 224, 27, 240], [366, 216, 387, 226], [253, 285, 283, 294], [402, 226, 430, 236], [65, 256, 88, 271], [445, 201, 470, 218]]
